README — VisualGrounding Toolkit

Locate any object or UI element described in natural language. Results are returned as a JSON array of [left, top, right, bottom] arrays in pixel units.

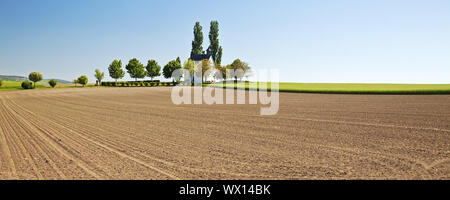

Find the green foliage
[[201, 59, 212, 81], [190, 22, 204, 58], [108, 59, 125, 81], [77, 75, 88, 86], [126, 58, 146, 81], [217, 46, 223, 65], [28, 72, 43, 88], [163, 57, 182, 81], [21, 80, 33, 89], [146, 60, 161, 80], [215, 65, 227, 80], [208, 20, 222, 65], [227, 59, 250, 80], [183, 59, 195, 77], [0, 79, 3, 87], [48, 79, 57, 88], [94, 69, 105, 84]]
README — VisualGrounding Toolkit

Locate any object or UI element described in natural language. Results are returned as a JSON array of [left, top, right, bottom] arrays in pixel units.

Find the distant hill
[[0, 75, 72, 83], [41, 79, 72, 84], [0, 75, 27, 81]]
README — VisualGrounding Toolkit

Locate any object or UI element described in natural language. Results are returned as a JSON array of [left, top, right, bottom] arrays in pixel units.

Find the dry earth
[[0, 87, 449, 179]]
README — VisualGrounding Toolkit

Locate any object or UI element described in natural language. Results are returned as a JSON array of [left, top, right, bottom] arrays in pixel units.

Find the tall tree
[[208, 20, 222, 65], [146, 60, 161, 80], [126, 58, 146, 81], [108, 59, 125, 82], [94, 69, 104, 85], [190, 22, 204, 58]]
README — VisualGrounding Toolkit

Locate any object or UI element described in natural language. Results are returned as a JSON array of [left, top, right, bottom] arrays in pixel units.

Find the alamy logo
[[170, 64, 279, 115]]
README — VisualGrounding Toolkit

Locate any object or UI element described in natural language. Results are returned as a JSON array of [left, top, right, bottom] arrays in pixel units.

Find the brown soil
[[0, 87, 449, 179]]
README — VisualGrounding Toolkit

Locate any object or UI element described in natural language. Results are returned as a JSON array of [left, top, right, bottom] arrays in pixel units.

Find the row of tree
[[103, 56, 250, 83], [99, 21, 251, 83], [18, 72, 87, 89], [106, 57, 179, 82]]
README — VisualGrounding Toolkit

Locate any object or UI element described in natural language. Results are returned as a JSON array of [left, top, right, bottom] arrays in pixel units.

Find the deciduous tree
[[28, 72, 43, 88], [108, 59, 125, 82], [201, 59, 212, 82], [77, 75, 88, 87], [126, 58, 146, 81], [227, 59, 250, 81], [163, 57, 182, 82], [94, 69, 104, 85], [183, 59, 194, 84], [146, 60, 161, 80]]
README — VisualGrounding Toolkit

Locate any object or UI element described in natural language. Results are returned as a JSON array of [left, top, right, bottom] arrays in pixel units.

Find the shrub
[[21, 80, 33, 89], [0, 79, 3, 87], [48, 79, 57, 88]]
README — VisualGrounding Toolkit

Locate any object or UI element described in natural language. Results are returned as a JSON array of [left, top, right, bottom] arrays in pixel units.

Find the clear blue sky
[[0, 0, 449, 83]]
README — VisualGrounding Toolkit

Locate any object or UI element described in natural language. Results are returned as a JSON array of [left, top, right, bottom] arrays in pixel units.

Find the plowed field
[[0, 87, 449, 179]]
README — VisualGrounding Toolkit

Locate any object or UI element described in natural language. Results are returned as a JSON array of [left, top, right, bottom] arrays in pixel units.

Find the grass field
[[0, 81, 94, 91], [0, 81, 47, 91], [2, 80, 450, 94], [208, 82, 450, 94]]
